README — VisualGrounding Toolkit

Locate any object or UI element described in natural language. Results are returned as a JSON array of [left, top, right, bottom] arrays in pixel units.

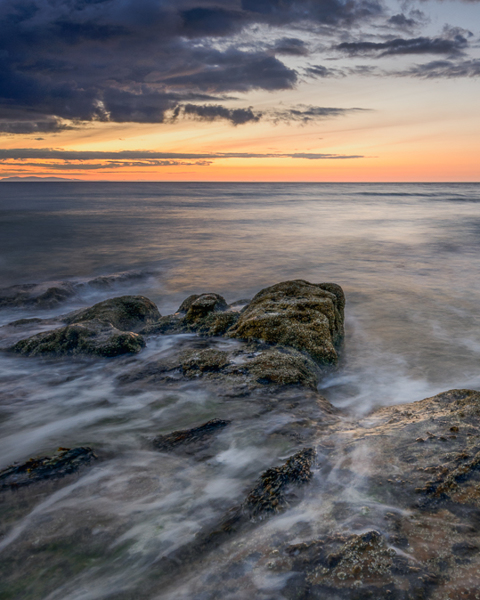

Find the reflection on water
[[0, 183, 480, 598]]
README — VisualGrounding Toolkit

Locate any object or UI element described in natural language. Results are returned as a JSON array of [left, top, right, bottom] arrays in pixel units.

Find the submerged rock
[[0, 282, 77, 309], [228, 280, 345, 365], [0, 447, 96, 490], [152, 418, 231, 455]]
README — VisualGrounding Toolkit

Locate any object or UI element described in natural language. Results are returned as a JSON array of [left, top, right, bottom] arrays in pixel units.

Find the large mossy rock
[[228, 280, 345, 365], [9, 295, 159, 357], [63, 295, 160, 332]]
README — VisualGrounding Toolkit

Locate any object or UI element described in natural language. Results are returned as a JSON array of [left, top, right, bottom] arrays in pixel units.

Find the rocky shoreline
[[1, 280, 480, 599]]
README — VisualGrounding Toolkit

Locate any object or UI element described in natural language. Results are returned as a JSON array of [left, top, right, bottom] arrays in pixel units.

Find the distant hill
[[0, 176, 81, 182]]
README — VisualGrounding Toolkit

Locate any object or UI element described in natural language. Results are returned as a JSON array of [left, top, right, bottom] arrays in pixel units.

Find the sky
[[0, 0, 479, 181]]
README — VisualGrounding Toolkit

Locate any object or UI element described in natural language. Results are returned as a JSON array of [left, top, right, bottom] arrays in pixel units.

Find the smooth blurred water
[[0, 182, 479, 599], [1, 182, 479, 408]]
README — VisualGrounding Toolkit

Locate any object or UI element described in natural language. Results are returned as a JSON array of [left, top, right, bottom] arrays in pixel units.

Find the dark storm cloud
[[163, 51, 298, 92], [0, 0, 384, 128], [335, 34, 469, 57], [240, 0, 383, 26], [0, 149, 364, 161]]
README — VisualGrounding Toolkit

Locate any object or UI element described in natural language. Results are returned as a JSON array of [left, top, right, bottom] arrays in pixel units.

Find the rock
[[10, 322, 145, 357], [8, 295, 159, 357], [263, 388, 480, 599], [152, 419, 231, 454], [139, 315, 183, 335], [156, 447, 318, 579], [180, 349, 230, 375], [194, 311, 239, 336], [245, 347, 321, 389], [178, 293, 228, 319], [0, 447, 96, 490], [140, 295, 235, 336], [7, 317, 44, 327], [243, 448, 316, 518], [228, 280, 345, 365], [63, 295, 161, 332]]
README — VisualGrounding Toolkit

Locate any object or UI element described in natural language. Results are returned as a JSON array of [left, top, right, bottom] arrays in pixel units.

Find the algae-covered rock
[[64, 295, 160, 332], [0, 447, 96, 490], [228, 280, 345, 365], [10, 322, 145, 357]]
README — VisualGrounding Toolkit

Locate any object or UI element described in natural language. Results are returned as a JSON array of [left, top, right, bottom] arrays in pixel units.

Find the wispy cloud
[[335, 34, 470, 57], [397, 58, 480, 78], [0, 148, 364, 171]]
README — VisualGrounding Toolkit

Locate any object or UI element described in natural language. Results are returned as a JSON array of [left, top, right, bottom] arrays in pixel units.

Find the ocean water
[[0, 182, 480, 599]]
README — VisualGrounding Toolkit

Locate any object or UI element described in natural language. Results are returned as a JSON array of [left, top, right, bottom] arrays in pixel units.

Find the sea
[[0, 182, 479, 599]]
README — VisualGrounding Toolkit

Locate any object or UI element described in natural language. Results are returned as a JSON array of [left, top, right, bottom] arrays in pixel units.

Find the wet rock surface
[[0, 447, 96, 490]]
